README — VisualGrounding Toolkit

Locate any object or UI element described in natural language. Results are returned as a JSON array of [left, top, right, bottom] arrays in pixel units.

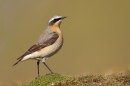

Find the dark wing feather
[[17, 32, 59, 60]]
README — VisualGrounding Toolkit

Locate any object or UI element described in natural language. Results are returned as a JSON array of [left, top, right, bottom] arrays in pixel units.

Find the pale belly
[[21, 42, 63, 62], [21, 36, 63, 62], [38, 42, 62, 58]]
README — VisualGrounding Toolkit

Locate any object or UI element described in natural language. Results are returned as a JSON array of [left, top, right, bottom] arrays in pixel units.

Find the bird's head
[[48, 15, 67, 27]]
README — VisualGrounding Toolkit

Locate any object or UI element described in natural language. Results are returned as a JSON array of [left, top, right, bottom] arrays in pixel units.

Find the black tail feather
[[12, 58, 22, 66]]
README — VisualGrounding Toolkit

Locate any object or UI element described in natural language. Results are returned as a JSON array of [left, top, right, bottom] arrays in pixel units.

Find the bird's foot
[[46, 72, 54, 75], [53, 73, 60, 75], [35, 75, 40, 79], [46, 72, 60, 75]]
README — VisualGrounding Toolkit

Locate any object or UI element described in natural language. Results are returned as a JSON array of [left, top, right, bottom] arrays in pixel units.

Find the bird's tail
[[12, 58, 22, 66]]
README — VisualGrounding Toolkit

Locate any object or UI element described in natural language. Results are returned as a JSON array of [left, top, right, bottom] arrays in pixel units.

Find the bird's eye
[[54, 19, 57, 21], [54, 18, 61, 22], [49, 18, 62, 25]]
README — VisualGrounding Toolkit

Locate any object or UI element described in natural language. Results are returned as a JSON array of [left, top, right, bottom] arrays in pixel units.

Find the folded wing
[[13, 32, 59, 66]]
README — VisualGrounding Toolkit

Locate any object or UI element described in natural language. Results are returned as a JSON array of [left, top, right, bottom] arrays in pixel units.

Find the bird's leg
[[35, 60, 40, 79], [43, 62, 54, 74]]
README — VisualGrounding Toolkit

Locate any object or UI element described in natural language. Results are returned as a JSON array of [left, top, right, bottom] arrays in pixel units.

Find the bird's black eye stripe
[[49, 18, 62, 25], [54, 18, 62, 22]]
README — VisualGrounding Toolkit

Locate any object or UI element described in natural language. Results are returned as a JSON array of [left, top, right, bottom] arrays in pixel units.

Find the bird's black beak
[[62, 16, 67, 19]]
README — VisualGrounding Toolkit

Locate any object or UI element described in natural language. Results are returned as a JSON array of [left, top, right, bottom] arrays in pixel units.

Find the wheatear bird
[[13, 15, 66, 77]]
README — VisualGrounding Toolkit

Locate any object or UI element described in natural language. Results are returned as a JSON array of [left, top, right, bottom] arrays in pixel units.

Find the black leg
[[43, 62, 54, 74], [37, 60, 40, 77]]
